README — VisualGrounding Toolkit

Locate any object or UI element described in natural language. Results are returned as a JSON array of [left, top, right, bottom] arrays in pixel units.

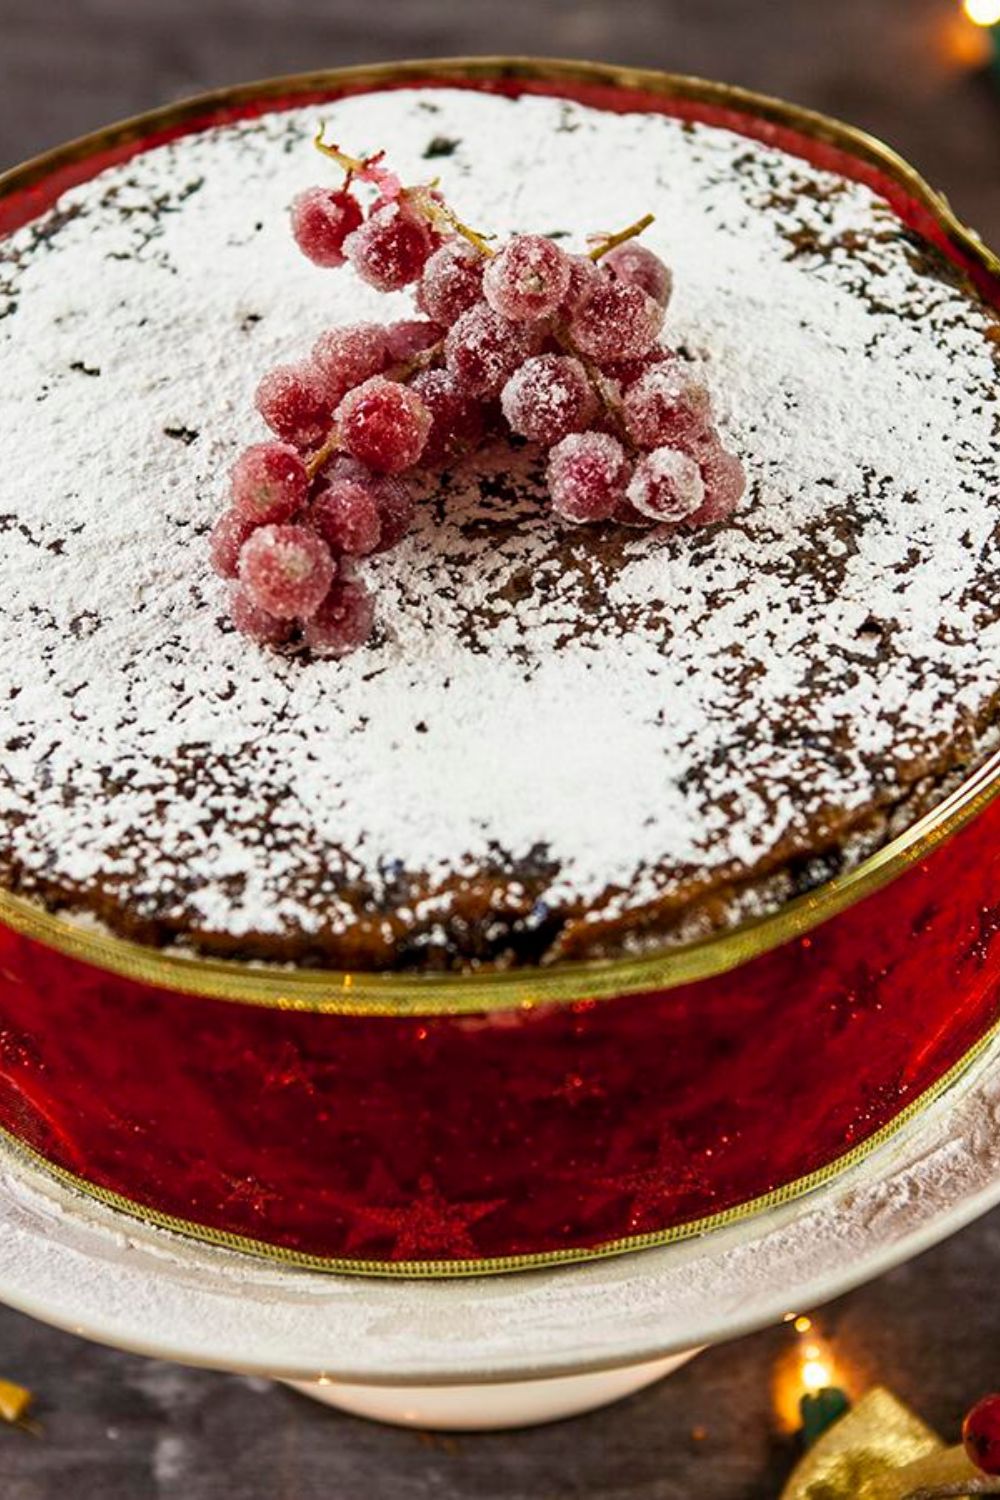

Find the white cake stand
[[2, 1038, 1000, 1430]]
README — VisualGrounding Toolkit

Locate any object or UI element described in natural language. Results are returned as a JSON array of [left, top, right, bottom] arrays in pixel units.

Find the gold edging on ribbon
[[0, 749, 997, 1015], [1, 59, 999, 1018], [2, 1023, 996, 1277]]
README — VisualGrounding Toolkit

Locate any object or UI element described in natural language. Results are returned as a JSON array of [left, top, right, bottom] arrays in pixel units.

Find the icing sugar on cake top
[[0, 87, 998, 968]]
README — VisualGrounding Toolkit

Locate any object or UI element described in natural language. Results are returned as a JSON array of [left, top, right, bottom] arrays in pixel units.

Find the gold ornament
[[781, 1386, 1000, 1499]]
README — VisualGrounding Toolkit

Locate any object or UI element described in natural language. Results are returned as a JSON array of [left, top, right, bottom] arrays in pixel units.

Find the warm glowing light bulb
[[794, 1315, 812, 1334], [801, 1358, 832, 1392], [964, 0, 1000, 27]]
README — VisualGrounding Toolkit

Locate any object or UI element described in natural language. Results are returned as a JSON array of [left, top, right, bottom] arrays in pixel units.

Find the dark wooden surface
[[2, 1, 1000, 1494]]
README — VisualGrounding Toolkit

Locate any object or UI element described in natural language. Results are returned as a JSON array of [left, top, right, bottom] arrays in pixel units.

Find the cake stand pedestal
[[3, 1039, 1000, 1431]]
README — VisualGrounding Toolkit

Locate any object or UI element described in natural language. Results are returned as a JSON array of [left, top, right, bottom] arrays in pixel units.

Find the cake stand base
[[286, 1350, 696, 1429], [2, 1036, 1000, 1432]]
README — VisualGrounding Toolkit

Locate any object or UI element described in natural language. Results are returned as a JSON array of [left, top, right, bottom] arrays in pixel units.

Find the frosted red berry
[[560, 254, 601, 316], [547, 431, 630, 523], [255, 363, 331, 449], [344, 199, 434, 291], [416, 240, 485, 325], [445, 302, 544, 398], [337, 375, 432, 474], [228, 582, 294, 645], [372, 475, 416, 552], [238, 524, 335, 619], [230, 442, 308, 524], [320, 455, 415, 551], [483, 234, 572, 322], [303, 576, 376, 658], [210, 507, 259, 579], [311, 474, 383, 556], [964, 1396, 1000, 1475], [603, 242, 673, 308], [410, 368, 486, 466], [602, 345, 677, 390], [569, 277, 665, 364], [290, 186, 363, 268], [384, 318, 444, 364], [623, 363, 712, 449], [626, 447, 705, 523], [311, 323, 388, 406], [689, 447, 747, 525], [501, 354, 598, 445]]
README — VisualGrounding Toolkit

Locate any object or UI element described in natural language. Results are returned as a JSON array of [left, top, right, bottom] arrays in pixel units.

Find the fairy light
[[943, 0, 1000, 68], [964, 0, 1000, 27], [801, 1354, 833, 1392], [774, 1316, 851, 1441]]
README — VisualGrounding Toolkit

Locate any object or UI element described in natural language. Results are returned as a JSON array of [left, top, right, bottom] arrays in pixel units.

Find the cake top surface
[[1, 85, 998, 968]]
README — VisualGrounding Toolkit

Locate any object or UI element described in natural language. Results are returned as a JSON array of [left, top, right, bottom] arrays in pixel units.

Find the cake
[[0, 63, 998, 1272], [2, 81, 998, 971]]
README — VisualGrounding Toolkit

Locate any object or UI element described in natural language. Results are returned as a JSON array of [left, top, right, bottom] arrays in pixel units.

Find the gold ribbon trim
[[1, 1021, 997, 1277]]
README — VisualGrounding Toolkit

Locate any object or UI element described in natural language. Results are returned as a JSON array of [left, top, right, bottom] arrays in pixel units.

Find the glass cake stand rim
[[1, 1034, 999, 1387], [1, 56, 998, 1016]]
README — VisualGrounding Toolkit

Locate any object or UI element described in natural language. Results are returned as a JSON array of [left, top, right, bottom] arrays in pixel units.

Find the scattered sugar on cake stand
[[2, 1035, 1000, 1430]]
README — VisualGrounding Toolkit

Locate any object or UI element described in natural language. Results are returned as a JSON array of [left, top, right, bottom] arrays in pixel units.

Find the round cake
[[2, 79, 998, 971], [1, 62, 999, 1274]]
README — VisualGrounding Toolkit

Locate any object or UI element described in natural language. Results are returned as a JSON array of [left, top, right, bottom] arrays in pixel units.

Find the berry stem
[[314, 126, 495, 257], [305, 430, 342, 481], [313, 127, 371, 180], [412, 187, 496, 258], [588, 212, 656, 261]]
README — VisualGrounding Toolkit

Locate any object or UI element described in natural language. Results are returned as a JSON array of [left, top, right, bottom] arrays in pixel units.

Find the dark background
[[3, 0, 1000, 244], [2, 1, 1000, 1495]]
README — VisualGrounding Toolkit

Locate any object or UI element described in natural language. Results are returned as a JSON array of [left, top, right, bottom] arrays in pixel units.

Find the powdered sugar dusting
[[0, 88, 998, 964]]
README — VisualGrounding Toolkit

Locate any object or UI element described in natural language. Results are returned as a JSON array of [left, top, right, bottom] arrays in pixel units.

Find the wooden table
[[2, 1, 999, 1493]]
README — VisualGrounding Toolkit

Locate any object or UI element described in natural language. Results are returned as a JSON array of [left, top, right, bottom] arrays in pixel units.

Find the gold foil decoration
[[780, 1386, 1000, 1499], [0, 1378, 34, 1427]]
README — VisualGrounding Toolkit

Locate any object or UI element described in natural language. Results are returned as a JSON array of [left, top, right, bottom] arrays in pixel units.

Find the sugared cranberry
[[344, 199, 435, 291], [689, 446, 747, 526], [228, 582, 294, 645], [409, 368, 486, 466], [230, 442, 308, 524], [602, 345, 678, 390], [238, 524, 335, 619], [255, 363, 331, 449], [417, 240, 485, 325], [626, 447, 705, 522], [311, 475, 383, 556], [560, 254, 601, 316], [501, 354, 597, 445], [311, 323, 388, 406], [372, 475, 416, 551], [547, 431, 630, 523], [290, 186, 363, 268], [337, 375, 432, 474], [210, 508, 258, 579], [320, 456, 415, 552], [623, 364, 712, 450], [603, 242, 673, 308], [482, 234, 572, 322], [445, 302, 545, 397], [569, 276, 664, 364], [383, 318, 444, 364], [303, 576, 376, 658]]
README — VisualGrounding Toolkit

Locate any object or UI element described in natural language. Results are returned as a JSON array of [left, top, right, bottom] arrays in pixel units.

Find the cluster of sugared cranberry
[[210, 137, 746, 656]]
